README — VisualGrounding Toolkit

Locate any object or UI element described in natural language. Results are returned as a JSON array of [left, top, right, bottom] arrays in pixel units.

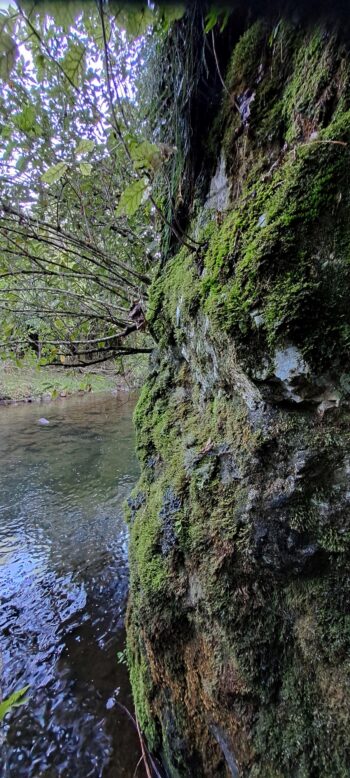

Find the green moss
[[126, 631, 158, 747], [226, 20, 268, 89], [200, 123, 350, 369], [129, 470, 172, 601], [147, 247, 201, 345], [282, 27, 339, 142]]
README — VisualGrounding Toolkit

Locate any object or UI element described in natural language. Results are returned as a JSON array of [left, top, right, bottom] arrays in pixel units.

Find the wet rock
[[160, 698, 200, 777], [273, 345, 310, 402], [252, 520, 326, 575], [210, 725, 239, 778], [204, 153, 229, 212], [127, 12, 350, 777], [126, 492, 145, 523], [176, 296, 183, 327], [317, 389, 341, 417], [290, 448, 326, 480], [159, 488, 181, 555], [186, 573, 204, 608], [237, 89, 255, 124], [146, 455, 159, 470], [217, 444, 242, 485], [250, 308, 265, 328]]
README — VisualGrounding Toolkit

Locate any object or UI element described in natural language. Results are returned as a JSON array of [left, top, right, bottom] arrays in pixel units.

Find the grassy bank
[[0, 358, 146, 404]]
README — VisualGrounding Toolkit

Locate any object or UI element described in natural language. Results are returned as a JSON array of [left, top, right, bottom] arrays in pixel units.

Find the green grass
[[0, 360, 119, 403]]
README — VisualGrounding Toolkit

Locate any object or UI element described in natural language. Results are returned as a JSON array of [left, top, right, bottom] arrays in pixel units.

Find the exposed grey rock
[[127, 491, 145, 523], [159, 488, 181, 555], [273, 345, 310, 402], [250, 309, 265, 328], [217, 445, 242, 484], [237, 89, 255, 124], [204, 154, 229, 213], [210, 725, 239, 777], [252, 520, 325, 574], [186, 573, 204, 607]]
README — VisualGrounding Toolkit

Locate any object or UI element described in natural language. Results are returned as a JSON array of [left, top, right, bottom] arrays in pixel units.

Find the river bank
[[0, 358, 146, 405]]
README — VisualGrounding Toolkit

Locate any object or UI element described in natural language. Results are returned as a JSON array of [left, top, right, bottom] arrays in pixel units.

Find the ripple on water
[[0, 393, 142, 778]]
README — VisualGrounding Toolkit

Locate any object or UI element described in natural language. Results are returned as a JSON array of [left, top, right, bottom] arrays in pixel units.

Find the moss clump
[[126, 629, 159, 747], [225, 20, 268, 90], [201, 124, 350, 371], [282, 27, 341, 142], [147, 247, 201, 346]]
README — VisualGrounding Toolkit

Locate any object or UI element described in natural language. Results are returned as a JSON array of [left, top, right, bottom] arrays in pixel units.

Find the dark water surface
[[0, 392, 141, 777]]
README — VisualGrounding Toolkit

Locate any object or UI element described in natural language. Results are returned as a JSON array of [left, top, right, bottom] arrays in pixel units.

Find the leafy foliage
[[204, 6, 232, 34], [0, 0, 160, 366], [0, 27, 18, 81], [116, 177, 149, 217], [42, 161, 68, 184], [0, 1, 204, 367]]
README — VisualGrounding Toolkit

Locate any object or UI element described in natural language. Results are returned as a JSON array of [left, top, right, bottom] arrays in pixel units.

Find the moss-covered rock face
[[127, 10, 350, 777]]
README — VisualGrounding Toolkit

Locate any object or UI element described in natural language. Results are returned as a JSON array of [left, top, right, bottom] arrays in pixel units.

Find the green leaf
[[204, 10, 218, 33], [16, 156, 28, 172], [41, 1, 81, 32], [2, 139, 15, 159], [35, 53, 46, 82], [129, 140, 163, 171], [159, 4, 185, 30], [204, 7, 231, 34], [114, 6, 154, 38], [0, 30, 18, 82], [42, 161, 68, 185], [13, 105, 36, 133], [83, 10, 110, 49], [116, 177, 149, 218], [76, 139, 94, 156], [219, 10, 231, 33], [61, 42, 85, 87], [79, 162, 92, 176], [0, 686, 30, 723]]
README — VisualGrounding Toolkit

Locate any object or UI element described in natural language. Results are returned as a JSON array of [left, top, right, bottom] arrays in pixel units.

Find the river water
[[0, 392, 141, 777]]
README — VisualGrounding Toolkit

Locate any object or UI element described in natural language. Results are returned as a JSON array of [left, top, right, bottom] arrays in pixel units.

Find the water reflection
[[0, 393, 141, 777]]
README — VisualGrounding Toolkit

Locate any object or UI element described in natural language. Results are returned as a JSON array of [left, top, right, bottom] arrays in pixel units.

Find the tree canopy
[[0, 2, 185, 366], [0, 1, 231, 367]]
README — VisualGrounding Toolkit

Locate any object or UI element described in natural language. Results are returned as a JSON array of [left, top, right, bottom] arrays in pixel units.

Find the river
[[0, 392, 142, 777]]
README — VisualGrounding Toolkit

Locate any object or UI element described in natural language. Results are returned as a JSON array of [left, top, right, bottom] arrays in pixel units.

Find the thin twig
[[133, 755, 144, 778], [211, 29, 241, 114]]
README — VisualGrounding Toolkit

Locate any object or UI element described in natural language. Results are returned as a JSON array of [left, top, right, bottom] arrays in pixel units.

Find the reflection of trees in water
[[0, 396, 139, 777]]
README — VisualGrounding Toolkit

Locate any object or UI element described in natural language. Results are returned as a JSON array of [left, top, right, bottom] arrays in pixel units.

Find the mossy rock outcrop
[[127, 7, 350, 776]]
